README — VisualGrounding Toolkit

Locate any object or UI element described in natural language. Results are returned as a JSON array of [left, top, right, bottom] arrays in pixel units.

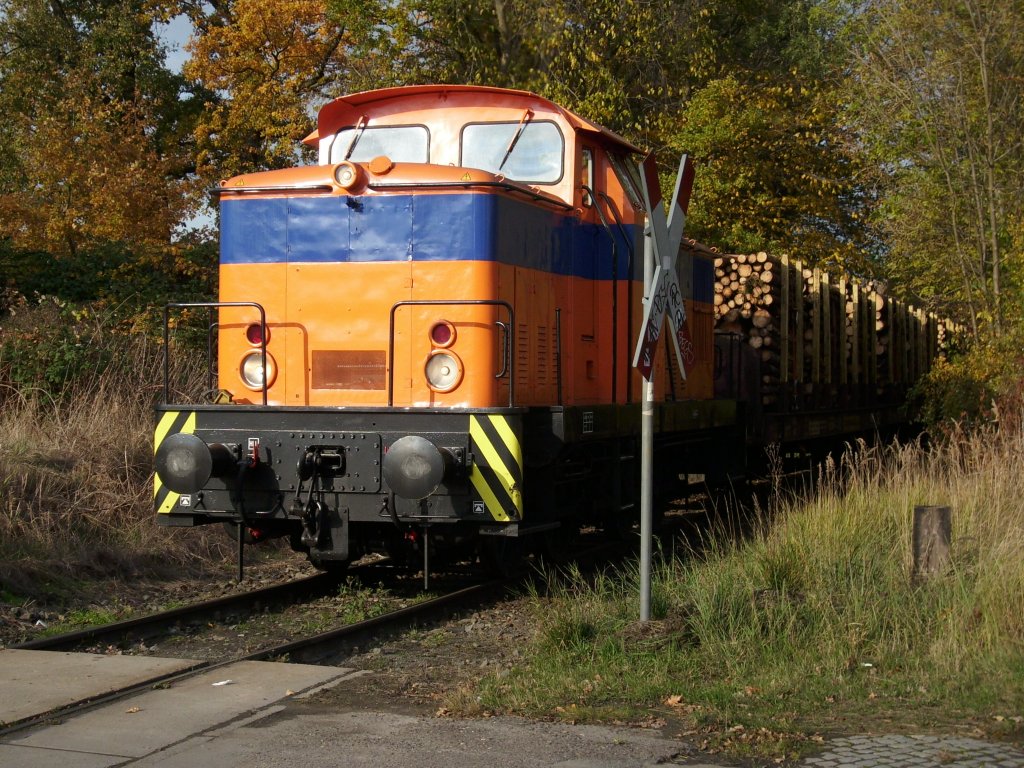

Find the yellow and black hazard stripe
[[154, 410, 197, 514], [468, 414, 523, 522]]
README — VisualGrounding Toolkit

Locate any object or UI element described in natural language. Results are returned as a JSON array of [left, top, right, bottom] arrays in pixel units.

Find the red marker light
[[246, 323, 269, 345], [430, 321, 455, 347]]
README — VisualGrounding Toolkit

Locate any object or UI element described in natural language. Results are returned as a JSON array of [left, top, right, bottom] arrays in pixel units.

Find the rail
[[11, 572, 339, 652]]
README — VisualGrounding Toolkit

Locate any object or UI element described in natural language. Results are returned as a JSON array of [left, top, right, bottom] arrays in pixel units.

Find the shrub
[[911, 330, 1024, 426], [0, 304, 225, 590]]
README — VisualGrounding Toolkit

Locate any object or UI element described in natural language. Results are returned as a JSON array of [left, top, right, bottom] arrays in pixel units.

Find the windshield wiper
[[342, 115, 369, 161], [498, 109, 533, 172]]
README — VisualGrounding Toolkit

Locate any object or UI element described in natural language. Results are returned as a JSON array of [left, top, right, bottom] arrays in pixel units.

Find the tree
[[0, 0, 198, 257], [844, 0, 1024, 336], [177, 0, 389, 178], [379, 0, 872, 263], [674, 73, 876, 271], [387, 0, 716, 143], [182, 0, 873, 271]]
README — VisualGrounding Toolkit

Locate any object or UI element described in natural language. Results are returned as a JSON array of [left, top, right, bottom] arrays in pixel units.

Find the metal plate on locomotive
[[290, 432, 382, 493]]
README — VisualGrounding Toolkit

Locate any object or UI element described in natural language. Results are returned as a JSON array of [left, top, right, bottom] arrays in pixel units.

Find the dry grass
[[0, 332, 231, 598]]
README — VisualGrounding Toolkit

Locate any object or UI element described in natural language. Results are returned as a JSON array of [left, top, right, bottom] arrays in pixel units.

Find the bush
[[0, 296, 113, 394], [0, 290, 217, 401], [1, 238, 216, 310], [911, 331, 1024, 426]]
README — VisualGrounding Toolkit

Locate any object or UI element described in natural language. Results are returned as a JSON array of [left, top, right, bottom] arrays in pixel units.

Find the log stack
[[713, 253, 951, 408]]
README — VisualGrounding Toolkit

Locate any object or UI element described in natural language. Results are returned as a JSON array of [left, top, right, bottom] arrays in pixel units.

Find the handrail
[[214, 184, 334, 196], [369, 180, 574, 211], [163, 302, 268, 406], [388, 300, 515, 407]]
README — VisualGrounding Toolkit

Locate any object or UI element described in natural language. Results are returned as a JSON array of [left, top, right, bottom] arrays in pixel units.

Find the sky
[[154, 14, 192, 75], [153, 14, 217, 233]]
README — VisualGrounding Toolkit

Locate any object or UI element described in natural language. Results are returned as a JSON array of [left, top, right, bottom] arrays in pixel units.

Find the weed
[[420, 629, 450, 648], [334, 578, 401, 625], [41, 605, 131, 636]]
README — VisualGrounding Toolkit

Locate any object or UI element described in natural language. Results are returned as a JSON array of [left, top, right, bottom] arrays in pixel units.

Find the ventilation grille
[[515, 323, 529, 391], [536, 325, 549, 386]]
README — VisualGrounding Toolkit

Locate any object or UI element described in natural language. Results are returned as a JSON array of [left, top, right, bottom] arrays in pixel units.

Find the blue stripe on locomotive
[[221, 193, 642, 281], [693, 255, 714, 304]]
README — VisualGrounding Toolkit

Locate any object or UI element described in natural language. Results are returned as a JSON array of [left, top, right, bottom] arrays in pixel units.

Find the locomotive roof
[[304, 84, 643, 155]]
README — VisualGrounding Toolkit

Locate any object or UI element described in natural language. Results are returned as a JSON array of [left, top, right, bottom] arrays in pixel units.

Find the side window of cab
[[580, 147, 595, 207]]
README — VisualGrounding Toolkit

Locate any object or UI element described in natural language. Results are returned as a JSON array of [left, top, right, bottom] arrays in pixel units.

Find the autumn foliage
[[180, 0, 358, 178], [1, 0, 1023, 403]]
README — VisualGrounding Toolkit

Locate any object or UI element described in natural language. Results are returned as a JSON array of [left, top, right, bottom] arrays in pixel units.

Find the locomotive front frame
[[155, 401, 527, 564], [155, 294, 532, 571]]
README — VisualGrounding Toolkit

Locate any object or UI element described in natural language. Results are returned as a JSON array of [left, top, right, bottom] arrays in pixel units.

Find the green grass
[[40, 605, 133, 636], [452, 421, 1024, 758], [333, 578, 399, 624]]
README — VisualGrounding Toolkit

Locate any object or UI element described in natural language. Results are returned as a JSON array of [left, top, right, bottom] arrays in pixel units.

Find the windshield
[[461, 121, 563, 183], [325, 125, 429, 164]]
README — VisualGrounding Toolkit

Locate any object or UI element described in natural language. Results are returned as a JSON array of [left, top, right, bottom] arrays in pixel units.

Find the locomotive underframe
[[155, 400, 742, 565]]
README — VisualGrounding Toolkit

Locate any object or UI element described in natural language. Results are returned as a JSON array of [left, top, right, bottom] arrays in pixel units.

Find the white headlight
[[334, 161, 361, 189], [240, 351, 277, 390], [424, 350, 463, 392]]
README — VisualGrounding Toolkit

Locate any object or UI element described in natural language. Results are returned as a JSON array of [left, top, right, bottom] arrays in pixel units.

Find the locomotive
[[153, 85, 933, 575]]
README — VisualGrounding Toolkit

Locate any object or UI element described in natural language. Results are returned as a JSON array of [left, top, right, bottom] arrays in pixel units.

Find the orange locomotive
[[154, 85, 735, 572]]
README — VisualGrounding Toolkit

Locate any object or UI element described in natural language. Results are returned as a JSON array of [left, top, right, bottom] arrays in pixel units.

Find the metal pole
[[423, 525, 430, 591], [639, 225, 655, 622], [237, 519, 245, 583]]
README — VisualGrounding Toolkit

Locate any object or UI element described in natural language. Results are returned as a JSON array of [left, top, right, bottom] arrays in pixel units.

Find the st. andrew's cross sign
[[631, 153, 695, 380]]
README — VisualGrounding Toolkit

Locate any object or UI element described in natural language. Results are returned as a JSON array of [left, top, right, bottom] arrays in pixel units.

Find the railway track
[[1, 575, 505, 738], [11, 570, 344, 653], [0, 529, 666, 738]]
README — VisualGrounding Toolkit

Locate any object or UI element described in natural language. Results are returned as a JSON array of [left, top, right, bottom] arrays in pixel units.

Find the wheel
[[478, 535, 525, 578]]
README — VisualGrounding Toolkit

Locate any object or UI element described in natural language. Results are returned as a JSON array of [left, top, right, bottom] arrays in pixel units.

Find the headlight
[[424, 350, 463, 392], [240, 351, 277, 390], [334, 161, 361, 189]]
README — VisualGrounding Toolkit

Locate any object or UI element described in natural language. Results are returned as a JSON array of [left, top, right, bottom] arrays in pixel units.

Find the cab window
[[608, 151, 644, 211], [461, 121, 564, 184], [581, 148, 595, 207], [325, 125, 429, 164]]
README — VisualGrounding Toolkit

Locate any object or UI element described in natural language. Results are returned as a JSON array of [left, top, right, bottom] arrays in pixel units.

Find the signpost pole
[[639, 221, 656, 623], [632, 152, 694, 624]]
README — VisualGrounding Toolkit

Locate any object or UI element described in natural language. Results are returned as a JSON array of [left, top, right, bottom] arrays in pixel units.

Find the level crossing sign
[[631, 153, 695, 380]]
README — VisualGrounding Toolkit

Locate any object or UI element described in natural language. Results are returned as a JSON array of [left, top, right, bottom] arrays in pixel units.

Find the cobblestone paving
[[803, 735, 1024, 767]]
